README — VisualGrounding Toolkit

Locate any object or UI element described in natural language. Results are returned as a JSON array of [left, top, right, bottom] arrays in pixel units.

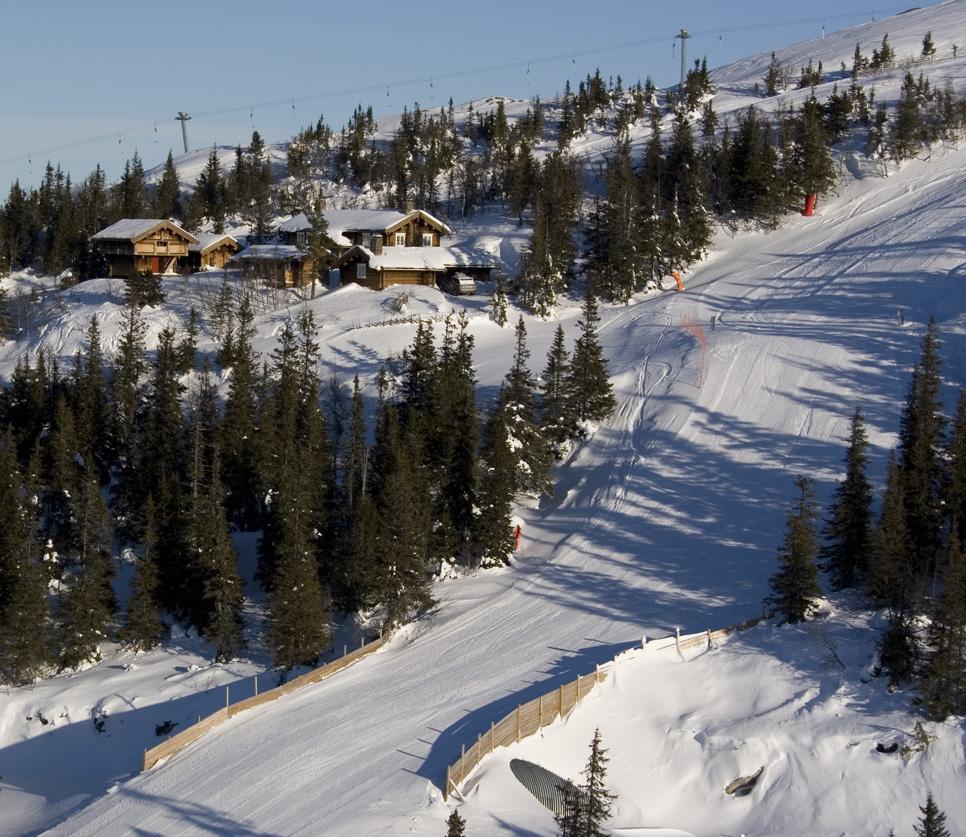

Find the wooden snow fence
[[142, 634, 388, 771], [443, 615, 766, 800]]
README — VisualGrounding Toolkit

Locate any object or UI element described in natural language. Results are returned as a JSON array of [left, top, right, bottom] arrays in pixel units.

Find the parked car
[[439, 272, 477, 295]]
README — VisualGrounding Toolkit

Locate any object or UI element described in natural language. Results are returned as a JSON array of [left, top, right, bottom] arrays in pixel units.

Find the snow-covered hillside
[[1, 3, 965, 836]]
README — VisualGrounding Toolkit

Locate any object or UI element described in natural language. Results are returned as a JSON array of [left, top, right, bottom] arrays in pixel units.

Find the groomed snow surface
[[1, 3, 965, 834]]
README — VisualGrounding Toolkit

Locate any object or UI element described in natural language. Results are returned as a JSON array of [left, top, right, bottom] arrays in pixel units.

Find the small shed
[[91, 219, 198, 278], [337, 243, 495, 291], [231, 244, 316, 287], [188, 232, 240, 271]]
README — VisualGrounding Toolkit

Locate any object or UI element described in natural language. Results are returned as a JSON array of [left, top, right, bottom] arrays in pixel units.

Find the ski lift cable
[[0, 5, 910, 168]]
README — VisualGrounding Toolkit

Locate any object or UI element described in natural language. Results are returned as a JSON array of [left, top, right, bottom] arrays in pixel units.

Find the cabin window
[[394, 232, 406, 246], [355, 261, 367, 280], [421, 233, 433, 246], [156, 239, 168, 250], [362, 232, 372, 248]]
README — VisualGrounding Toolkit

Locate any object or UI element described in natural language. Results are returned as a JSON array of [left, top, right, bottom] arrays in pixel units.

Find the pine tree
[[868, 452, 912, 609], [0, 431, 50, 685], [540, 324, 576, 459], [946, 391, 966, 543], [797, 96, 837, 200], [153, 150, 182, 219], [196, 147, 226, 232], [568, 284, 616, 427], [501, 317, 552, 497], [471, 401, 517, 568], [557, 728, 616, 837], [914, 793, 951, 837], [899, 318, 945, 592], [111, 303, 147, 536], [890, 72, 924, 162], [121, 496, 163, 651], [822, 409, 873, 589], [921, 31, 937, 60], [491, 276, 509, 326], [763, 52, 783, 96], [445, 809, 466, 837], [767, 476, 822, 623], [916, 531, 966, 720], [125, 269, 164, 308]]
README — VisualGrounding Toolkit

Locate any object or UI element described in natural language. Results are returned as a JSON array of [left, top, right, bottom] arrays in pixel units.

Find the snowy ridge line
[[444, 615, 765, 801], [346, 309, 485, 331], [142, 633, 387, 771]]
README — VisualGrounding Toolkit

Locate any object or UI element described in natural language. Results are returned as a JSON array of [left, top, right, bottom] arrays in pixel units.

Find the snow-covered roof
[[189, 232, 239, 254], [91, 218, 198, 244], [278, 213, 311, 234], [232, 244, 309, 262], [339, 245, 497, 272], [323, 209, 453, 245]]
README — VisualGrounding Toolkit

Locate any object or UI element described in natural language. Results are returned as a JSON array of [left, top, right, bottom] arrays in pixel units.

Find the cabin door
[[151, 256, 160, 273]]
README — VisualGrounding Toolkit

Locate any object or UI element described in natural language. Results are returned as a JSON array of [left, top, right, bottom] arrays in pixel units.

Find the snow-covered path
[[41, 134, 966, 835]]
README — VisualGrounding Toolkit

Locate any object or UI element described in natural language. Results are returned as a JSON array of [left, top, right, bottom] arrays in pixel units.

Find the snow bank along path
[[47, 131, 966, 835]]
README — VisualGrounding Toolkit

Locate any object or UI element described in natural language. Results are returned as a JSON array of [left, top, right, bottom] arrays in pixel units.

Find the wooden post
[[516, 705, 521, 742], [490, 721, 495, 753], [706, 629, 712, 649], [445, 766, 450, 800], [225, 686, 230, 708], [461, 743, 465, 779], [343, 644, 347, 658], [596, 663, 600, 683], [558, 684, 564, 717], [539, 694, 543, 728], [476, 733, 481, 767], [254, 675, 258, 696]]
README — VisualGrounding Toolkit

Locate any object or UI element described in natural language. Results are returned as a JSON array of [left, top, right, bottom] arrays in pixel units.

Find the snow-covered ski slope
[[46, 40, 966, 837], [3, 4, 961, 835]]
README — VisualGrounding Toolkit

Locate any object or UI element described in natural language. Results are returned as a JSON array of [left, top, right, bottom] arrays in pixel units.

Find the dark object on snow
[[93, 717, 106, 733], [510, 758, 574, 816], [725, 765, 765, 796], [876, 741, 899, 754], [155, 720, 179, 737]]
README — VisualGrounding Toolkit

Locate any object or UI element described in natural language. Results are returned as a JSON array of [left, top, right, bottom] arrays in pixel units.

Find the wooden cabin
[[337, 242, 494, 291], [91, 219, 198, 277], [231, 245, 316, 287], [281, 208, 453, 254], [188, 233, 240, 271]]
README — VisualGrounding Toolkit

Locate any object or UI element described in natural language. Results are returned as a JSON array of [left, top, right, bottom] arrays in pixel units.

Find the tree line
[[0, 290, 615, 686], [768, 319, 966, 721]]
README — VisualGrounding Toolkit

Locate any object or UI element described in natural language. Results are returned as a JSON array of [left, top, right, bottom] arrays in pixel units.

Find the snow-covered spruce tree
[[368, 398, 434, 626], [568, 284, 616, 427], [890, 72, 925, 162], [518, 152, 580, 316], [796, 96, 837, 201], [120, 496, 163, 651], [490, 276, 509, 326], [767, 476, 822, 623], [193, 450, 244, 662], [445, 809, 466, 837], [75, 315, 110, 479], [501, 317, 552, 497], [261, 314, 332, 667], [556, 727, 616, 837], [588, 136, 644, 303], [916, 530, 966, 720], [471, 401, 517, 568], [0, 431, 51, 685], [221, 293, 262, 529], [821, 409, 873, 590], [914, 793, 951, 837], [59, 459, 115, 669], [637, 108, 664, 283], [899, 318, 945, 593], [437, 313, 479, 554], [124, 269, 164, 309], [763, 52, 783, 96], [868, 452, 912, 609], [921, 31, 937, 60], [540, 324, 576, 459], [663, 111, 712, 270]]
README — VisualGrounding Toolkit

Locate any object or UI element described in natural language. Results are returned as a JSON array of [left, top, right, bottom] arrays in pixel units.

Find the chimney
[[403, 199, 415, 214], [372, 234, 383, 255]]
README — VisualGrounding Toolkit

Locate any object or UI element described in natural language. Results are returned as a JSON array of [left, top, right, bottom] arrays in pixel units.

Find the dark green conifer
[[557, 728, 615, 837], [822, 409, 873, 589], [945, 391, 966, 543], [568, 284, 616, 426], [153, 150, 182, 219], [767, 476, 822, 623], [916, 531, 966, 720], [540, 324, 576, 458], [914, 793, 950, 837], [121, 496, 163, 651], [471, 403, 517, 568], [445, 808, 466, 837]]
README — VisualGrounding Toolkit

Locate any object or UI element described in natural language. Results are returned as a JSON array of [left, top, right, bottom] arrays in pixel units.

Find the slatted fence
[[143, 634, 387, 770], [443, 615, 765, 799]]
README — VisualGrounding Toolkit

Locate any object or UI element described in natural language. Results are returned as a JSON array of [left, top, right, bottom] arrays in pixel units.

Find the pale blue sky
[[0, 1, 924, 192]]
